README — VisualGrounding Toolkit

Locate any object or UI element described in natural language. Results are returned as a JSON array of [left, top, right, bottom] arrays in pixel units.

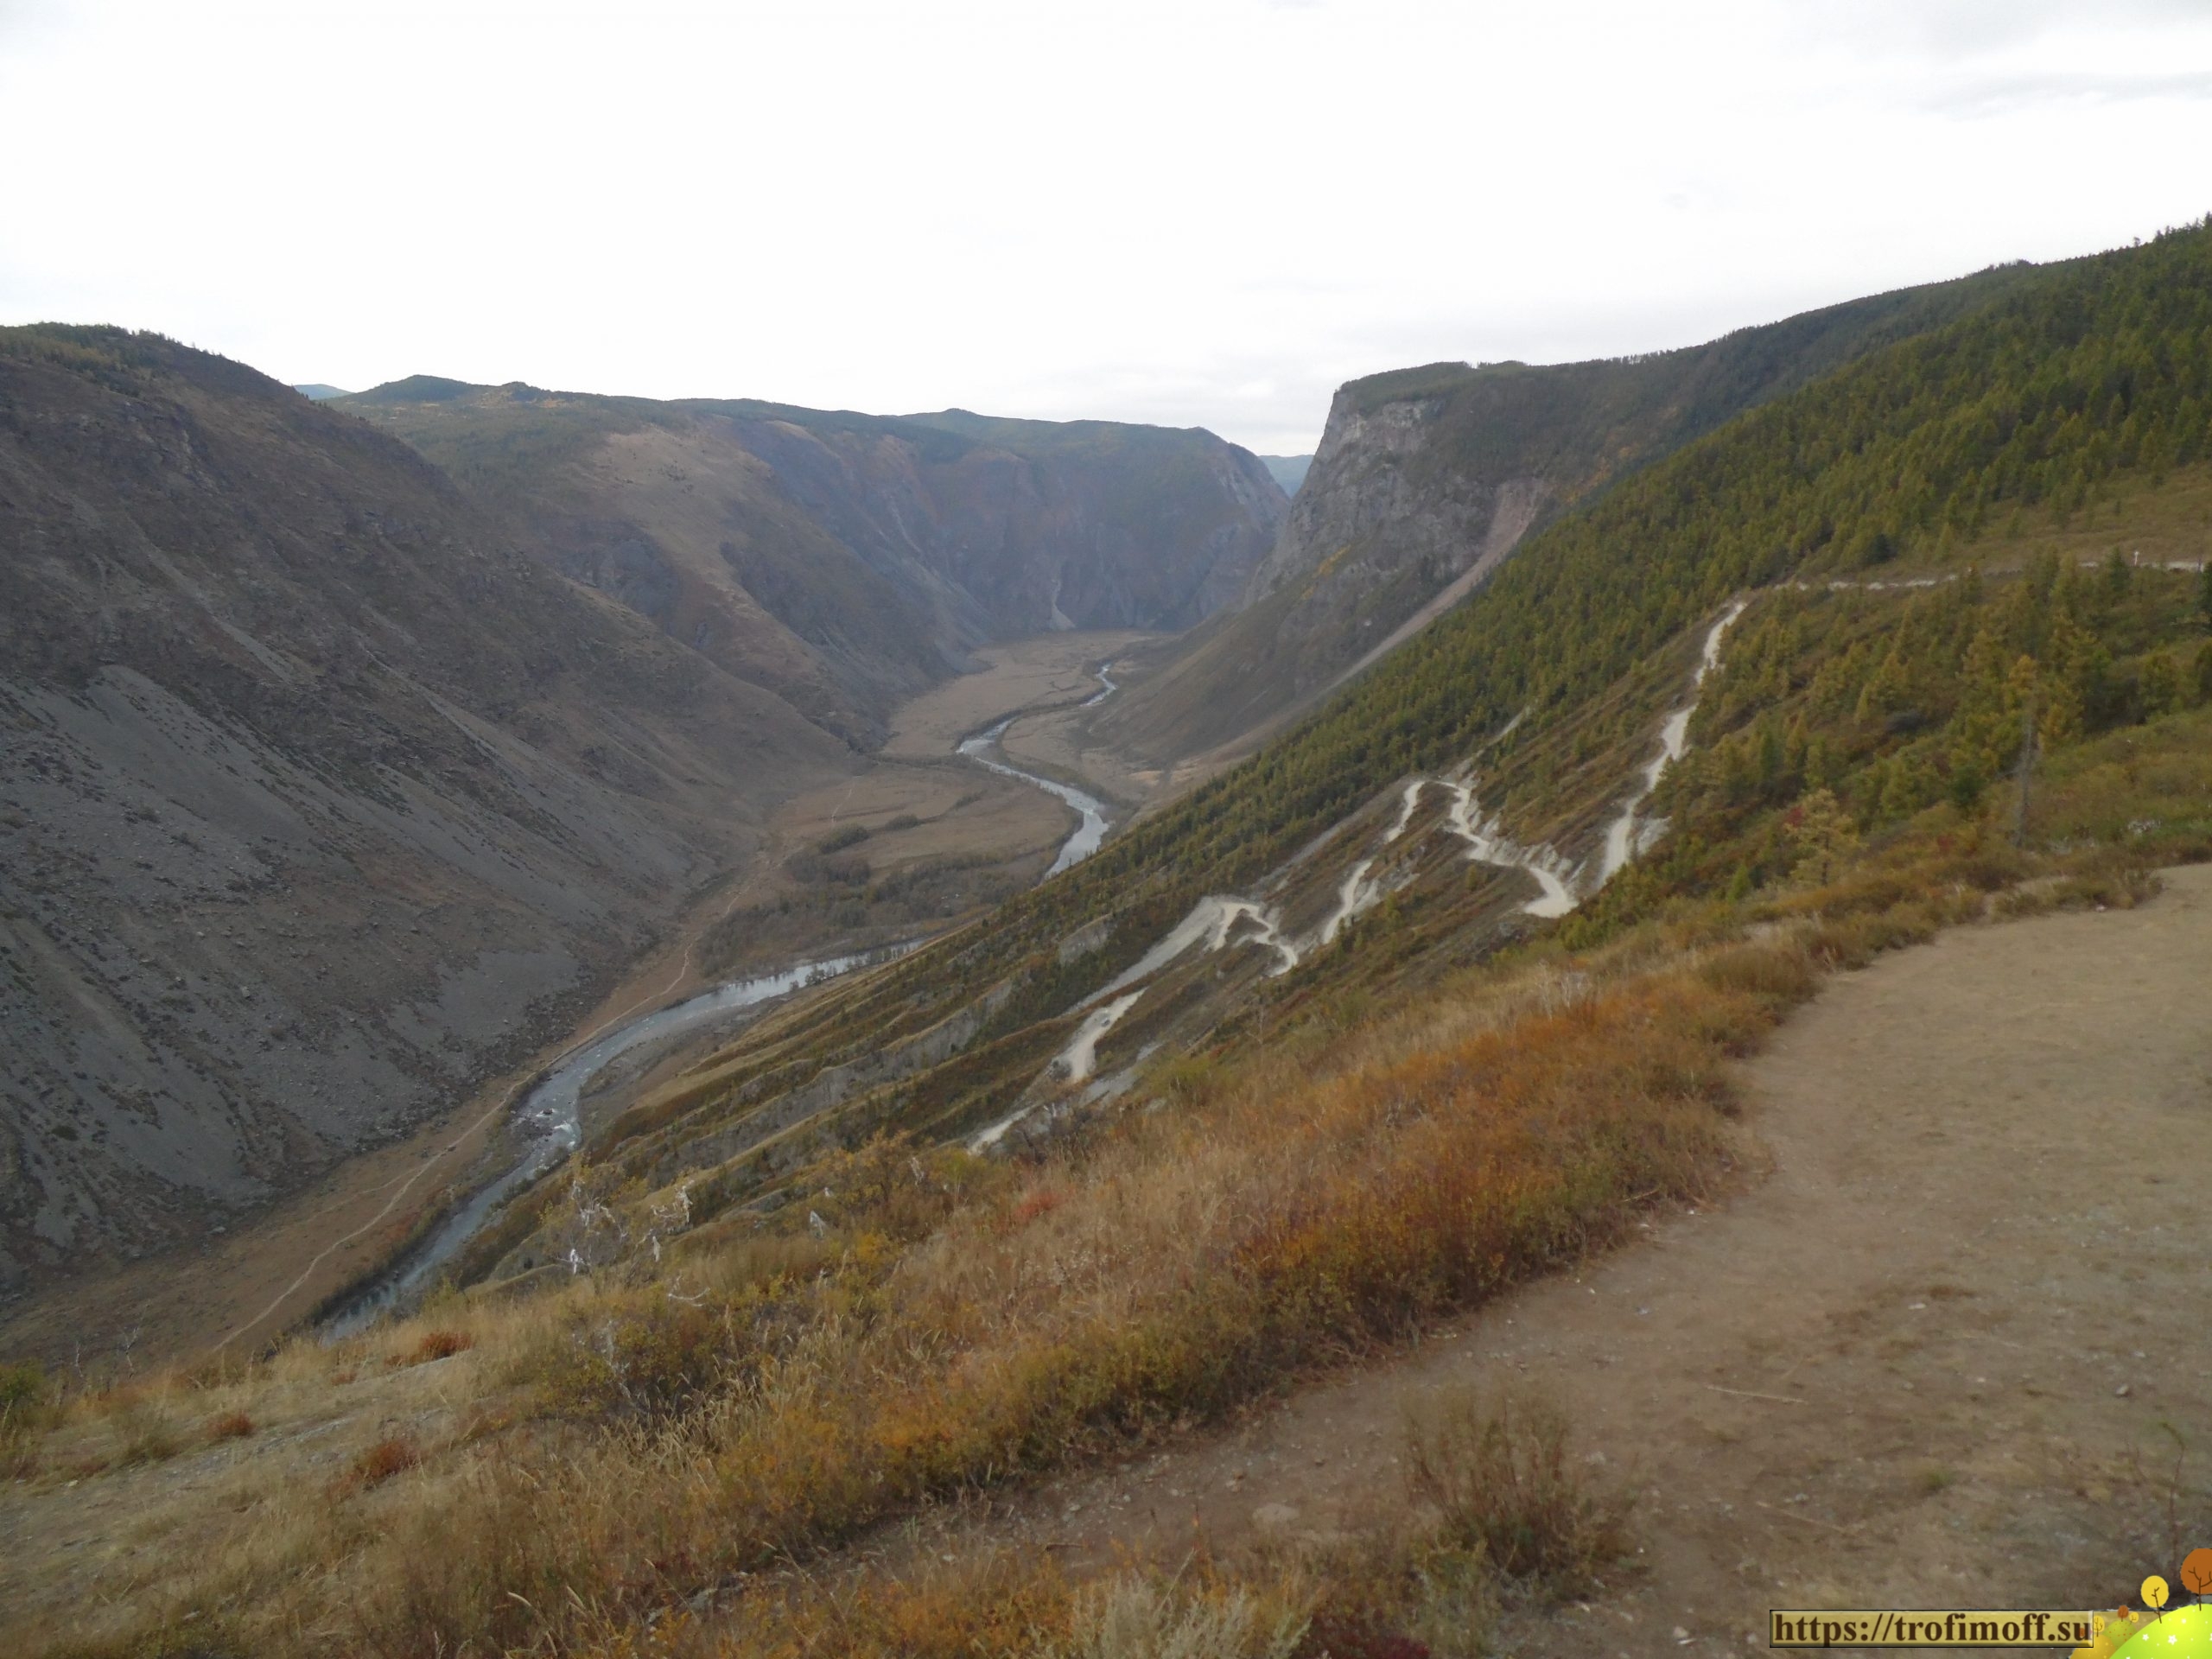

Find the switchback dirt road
[[931, 868, 2212, 1649]]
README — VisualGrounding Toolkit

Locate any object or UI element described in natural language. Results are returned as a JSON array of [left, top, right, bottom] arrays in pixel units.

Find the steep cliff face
[[1096, 393, 1553, 764], [346, 386, 1289, 742], [0, 328, 849, 1300], [1096, 260, 2057, 769], [1241, 397, 1523, 601], [734, 407, 1284, 639]]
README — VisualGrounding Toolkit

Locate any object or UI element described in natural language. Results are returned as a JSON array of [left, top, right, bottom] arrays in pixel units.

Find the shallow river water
[[325, 665, 1125, 1330], [321, 950, 892, 1332]]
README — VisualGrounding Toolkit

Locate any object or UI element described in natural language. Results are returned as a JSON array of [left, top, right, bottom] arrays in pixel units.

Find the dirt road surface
[[924, 867, 2212, 1649]]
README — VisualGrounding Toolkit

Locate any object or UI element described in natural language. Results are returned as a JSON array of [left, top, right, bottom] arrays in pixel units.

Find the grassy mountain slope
[[16, 535, 2208, 1659], [0, 327, 850, 1306], [517, 222, 2212, 1279], [11, 226, 2212, 1656], [345, 384, 1290, 744], [1096, 257, 2060, 768]]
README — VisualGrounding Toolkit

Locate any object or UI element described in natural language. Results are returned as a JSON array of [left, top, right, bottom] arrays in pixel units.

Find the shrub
[[538, 1296, 748, 1421], [0, 1361, 51, 1476], [1008, 1185, 1065, 1230], [1402, 1388, 1630, 1594], [342, 1436, 422, 1491], [398, 1329, 474, 1366], [1047, 1577, 1308, 1659], [0, 1360, 43, 1414], [118, 1414, 181, 1466]]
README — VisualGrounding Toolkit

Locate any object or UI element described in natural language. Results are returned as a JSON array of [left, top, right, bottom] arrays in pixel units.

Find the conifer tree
[[1789, 788, 1859, 886], [2140, 651, 2182, 718]]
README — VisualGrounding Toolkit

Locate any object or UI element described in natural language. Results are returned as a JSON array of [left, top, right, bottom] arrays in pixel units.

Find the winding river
[[321, 950, 901, 1333], [954, 659, 1122, 878], [325, 660, 1126, 1331]]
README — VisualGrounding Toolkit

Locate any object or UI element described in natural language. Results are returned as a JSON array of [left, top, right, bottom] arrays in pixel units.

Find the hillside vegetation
[[540, 223, 2212, 1224], [9, 226, 2212, 1656], [1093, 256, 2062, 766]]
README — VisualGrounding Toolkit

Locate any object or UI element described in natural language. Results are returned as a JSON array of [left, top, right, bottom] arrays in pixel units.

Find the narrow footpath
[[907, 866, 2212, 1652]]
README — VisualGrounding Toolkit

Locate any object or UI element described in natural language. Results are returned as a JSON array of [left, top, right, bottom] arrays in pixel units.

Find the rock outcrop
[[1096, 259, 2052, 769]]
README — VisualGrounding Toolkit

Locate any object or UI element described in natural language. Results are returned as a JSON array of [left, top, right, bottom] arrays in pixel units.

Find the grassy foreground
[[9, 715, 2206, 1656]]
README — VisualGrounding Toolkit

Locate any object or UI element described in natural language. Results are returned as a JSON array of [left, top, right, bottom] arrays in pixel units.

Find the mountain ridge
[[1092, 257, 2069, 772], [341, 379, 1290, 744], [0, 326, 853, 1303]]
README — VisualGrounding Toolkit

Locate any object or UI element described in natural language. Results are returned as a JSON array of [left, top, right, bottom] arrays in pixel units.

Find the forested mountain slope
[[14, 226, 2212, 1659], [1096, 257, 2060, 766], [0, 328, 850, 1303], [344, 382, 1289, 744], [506, 221, 2212, 1279]]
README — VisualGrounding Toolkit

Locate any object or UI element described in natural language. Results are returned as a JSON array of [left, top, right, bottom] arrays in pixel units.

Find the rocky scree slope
[[0, 327, 849, 1305], [1096, 257, 2061, 766], [344, 383, 1290, 745]]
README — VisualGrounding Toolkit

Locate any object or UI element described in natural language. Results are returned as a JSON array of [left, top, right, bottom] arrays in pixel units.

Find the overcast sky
[[3, 1, 2209, 454]]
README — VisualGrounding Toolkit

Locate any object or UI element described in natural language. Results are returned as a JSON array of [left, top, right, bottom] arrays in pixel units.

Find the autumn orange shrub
[[1007, 1185, 1065, 1229], [334, 957, 1778, 1658], [397, 1328, 474, 1366], [339, 1435, 421, 1493]]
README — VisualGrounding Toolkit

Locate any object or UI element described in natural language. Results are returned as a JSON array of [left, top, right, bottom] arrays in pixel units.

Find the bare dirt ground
[[895, 868, 2212, 1647]]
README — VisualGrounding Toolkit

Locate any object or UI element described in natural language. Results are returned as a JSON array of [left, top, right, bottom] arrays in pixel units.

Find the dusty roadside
[[9, 870, 2209, 1646], [880, 867, 2212, 1649]]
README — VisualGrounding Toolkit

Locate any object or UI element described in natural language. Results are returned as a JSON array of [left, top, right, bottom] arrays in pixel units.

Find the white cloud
[[3, 0, 2209, 453]]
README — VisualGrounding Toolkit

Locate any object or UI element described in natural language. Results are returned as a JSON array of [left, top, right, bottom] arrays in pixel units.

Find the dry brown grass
[[203, 1408, 255, 1442], [22, 938, 1773, 1656], [396, 1328, 474, 1367], [1402, 1388, 1631, 1592], [21, 817, 2196, 1656]]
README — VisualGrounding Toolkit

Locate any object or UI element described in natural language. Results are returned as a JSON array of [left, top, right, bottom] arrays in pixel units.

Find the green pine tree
[[2140, 651, 2182, 718], [1789, 788, 1861, 887]]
